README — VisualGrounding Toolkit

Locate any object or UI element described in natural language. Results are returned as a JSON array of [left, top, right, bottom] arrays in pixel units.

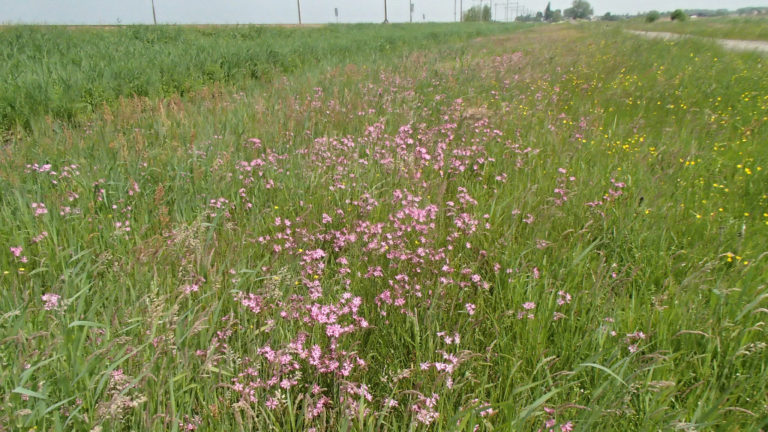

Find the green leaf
[[44, 396, 76, 415], [579, 362, 628, 387], [13, 386, 47, 400], [68, 320, 106, 329]]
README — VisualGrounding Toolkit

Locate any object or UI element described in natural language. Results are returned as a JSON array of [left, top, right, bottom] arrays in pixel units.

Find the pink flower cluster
[[41, 293, 61, 311]]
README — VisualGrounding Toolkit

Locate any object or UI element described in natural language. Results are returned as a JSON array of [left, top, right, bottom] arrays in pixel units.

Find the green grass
[[0, 23, 533, 132], [628, 15, 768, 41], [1, 23, 767, 431]]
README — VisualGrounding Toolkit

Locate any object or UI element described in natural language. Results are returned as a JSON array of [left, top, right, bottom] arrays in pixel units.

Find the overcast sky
[[0, 0, 765, 24]]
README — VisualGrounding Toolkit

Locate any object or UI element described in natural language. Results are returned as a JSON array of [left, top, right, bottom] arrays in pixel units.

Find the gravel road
[[628, 30, 768, 54]]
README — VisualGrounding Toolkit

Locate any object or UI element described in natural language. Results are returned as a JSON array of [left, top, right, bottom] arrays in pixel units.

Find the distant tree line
[[635, 6, 767, 23], [463, 5, 491, 22], [466, 1, 767, 24], [736, 7, 768, 14]]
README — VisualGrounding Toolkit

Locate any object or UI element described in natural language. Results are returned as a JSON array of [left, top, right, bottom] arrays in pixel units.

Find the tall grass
[[0, 23, 532, 131], [1, 22, 767, 431]]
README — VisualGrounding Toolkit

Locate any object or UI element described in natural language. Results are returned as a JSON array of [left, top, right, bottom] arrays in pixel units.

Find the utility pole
[[410, 2, 414, 23], [460, 0, 463, 21], [384, 0, 389, 23], [297, 0, 302, 24], [151, 0, 157, 24], [454, 0, 457, 21]]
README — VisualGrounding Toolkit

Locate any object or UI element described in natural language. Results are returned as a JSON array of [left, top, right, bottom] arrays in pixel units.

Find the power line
[[494, 1, 521, 21]]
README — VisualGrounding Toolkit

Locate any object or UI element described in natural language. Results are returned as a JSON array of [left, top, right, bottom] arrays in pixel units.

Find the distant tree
[[645, 10, 661, 22], [670, 9, 688, 21], [564, 0, 593, 19], [544, 2, 553, 21], [602, 12, 621, 21], [551, 9, 563, 22], [463, 5, 492, 22], [536, 11, 544, 21], [737, 7, 768, 15], [516, 13, 539, 22]]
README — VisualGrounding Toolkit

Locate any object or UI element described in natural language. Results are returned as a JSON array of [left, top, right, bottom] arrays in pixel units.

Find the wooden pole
[[297, 0, 302, 24], [384, 0, 389, 23], [151, 0, 157, 24]]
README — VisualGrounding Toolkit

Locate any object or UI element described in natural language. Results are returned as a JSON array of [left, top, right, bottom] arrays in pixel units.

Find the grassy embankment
[[1, 23, 767, 431]]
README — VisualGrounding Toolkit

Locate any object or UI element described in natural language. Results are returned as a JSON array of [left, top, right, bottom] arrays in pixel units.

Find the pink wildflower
[[42, 293, 61, 310], [465, 303, 476, 315], [128, 181, 140, 196], [181, 284, 200, 295], [31, 202, 48, 216], [265, 397, 279, 410], [32, 232, 48, 243]]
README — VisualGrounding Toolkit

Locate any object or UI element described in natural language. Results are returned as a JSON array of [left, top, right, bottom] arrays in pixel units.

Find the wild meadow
[[1, 22, 767, 431], [0, 23, 530, 131]]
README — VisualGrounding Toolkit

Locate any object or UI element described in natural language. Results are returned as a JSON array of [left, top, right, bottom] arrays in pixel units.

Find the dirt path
[[628, 30, 768, 54]]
